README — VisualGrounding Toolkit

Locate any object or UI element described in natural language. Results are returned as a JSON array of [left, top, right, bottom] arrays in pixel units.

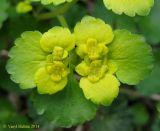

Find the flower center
[[45, 46, 69, 82], [52, 46, 68, 61], [88, 60, 108, 82], [46, 61, 69, 82], [86, 38, 109, 60]]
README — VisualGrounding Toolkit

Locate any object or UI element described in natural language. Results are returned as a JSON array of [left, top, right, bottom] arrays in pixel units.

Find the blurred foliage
[[90, 99, 134, 131], [0, 98, 32, 131], [0, 0, 9, 29], [90, 97, 151, 131], [0, 0, 160, 131], [152, 117, 160, 131], [152, 103, 160, 131], [130, 103, 149, 127]]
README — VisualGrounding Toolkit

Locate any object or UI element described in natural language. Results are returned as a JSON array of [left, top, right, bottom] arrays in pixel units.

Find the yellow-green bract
[[6, 16, 153, 106], [16, 1, 32, 14], [103, 0, 154, 16], [31, 0, 72, 5]]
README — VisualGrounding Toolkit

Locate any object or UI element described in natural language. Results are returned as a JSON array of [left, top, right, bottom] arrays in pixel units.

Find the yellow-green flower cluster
[[74, 16, 120, 105], [7, 27, 75, 95], [6, 16, 153, 106]]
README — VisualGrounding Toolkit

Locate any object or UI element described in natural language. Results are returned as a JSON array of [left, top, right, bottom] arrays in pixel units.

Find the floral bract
[[6, 27, 75, 94], [103, 0, 154, 16], [31, 0, 72, 5], [74, 16, 153, 105]]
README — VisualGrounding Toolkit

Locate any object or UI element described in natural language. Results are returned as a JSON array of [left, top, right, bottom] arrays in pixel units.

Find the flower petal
[[80, 74, 120, 105], [74, 16, 114, 45], [76, 44, 87, 58], [35, 67, 67, 94], [40, 27, 75, 52], [75, 61, 89, 76]]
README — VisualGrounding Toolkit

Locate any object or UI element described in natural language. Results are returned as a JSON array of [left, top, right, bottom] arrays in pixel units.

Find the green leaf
[[90, 101, 133, 131], [28, 103, 56, 131], [0, 0, 9, 29], [0, 61, 29, 94], [30, 73, 97, 127], [108, 30, 153, 85], [6, 31, 47, 89], [136, 49, 160, 95]]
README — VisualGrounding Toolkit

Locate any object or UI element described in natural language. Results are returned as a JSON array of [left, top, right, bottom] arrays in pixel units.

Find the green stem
[[35, 0, 78, 20], [57, 15, 68, 27], [120, 88, 160, 101]]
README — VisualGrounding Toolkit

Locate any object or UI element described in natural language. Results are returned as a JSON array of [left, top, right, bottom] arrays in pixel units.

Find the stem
[[120, 88, 160, 101], [0, 50, 8, 59], [35, 0, 78, 20], [57, 15, 68, 27], [75, 125, 83, 131]]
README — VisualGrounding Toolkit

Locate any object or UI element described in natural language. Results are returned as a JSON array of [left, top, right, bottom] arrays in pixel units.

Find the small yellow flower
[[35, 27, 75, 94], [76, 59, 119, 105], [76, 60, 108, 82], [16, 1, 32, 14], [74, 16, 120, 105], [35, 61, 70, 94], [74, 16, 113, 60]]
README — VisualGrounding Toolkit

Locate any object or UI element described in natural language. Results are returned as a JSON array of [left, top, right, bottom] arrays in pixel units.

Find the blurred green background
[[0, 0, 160, 131]]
